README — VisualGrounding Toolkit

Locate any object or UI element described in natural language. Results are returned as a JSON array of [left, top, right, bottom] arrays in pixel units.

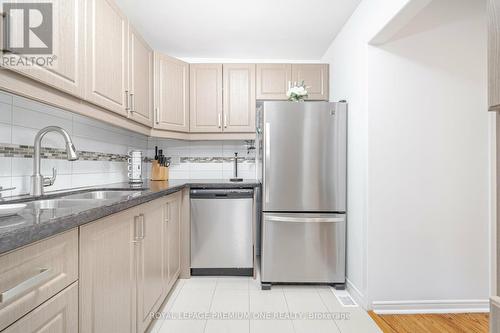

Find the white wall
[[322, 0, 415, 308], [323, 0, 490, 312]]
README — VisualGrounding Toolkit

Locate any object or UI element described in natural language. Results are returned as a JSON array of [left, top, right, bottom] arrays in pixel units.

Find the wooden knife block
[[151, 161, 169, 181]]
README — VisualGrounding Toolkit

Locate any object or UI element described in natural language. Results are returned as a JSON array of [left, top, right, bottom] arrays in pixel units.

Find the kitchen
[[0, 0, 494, 333]]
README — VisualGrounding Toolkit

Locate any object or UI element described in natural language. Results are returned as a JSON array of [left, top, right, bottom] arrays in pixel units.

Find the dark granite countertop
[[0, 179, 260, 255]]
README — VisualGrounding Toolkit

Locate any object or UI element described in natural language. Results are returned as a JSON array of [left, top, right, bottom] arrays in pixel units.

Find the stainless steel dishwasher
[[190, 188, 254, 276]]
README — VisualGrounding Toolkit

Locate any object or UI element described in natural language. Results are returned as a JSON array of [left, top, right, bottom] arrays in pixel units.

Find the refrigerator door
[[261, 212, 346, 283], [263, 101, 347, 212]]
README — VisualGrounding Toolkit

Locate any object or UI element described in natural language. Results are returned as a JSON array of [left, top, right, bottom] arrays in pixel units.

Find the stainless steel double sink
[[28, 189, 146, 210]]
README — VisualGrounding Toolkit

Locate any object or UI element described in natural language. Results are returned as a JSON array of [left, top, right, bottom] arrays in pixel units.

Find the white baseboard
[[346, 278, 367, 309], [372, 299, 490, 314]]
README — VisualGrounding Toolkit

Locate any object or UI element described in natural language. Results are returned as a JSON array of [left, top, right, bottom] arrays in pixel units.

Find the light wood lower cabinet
[[137, 200, 166, 333], [2, 282, 78, 333], [80, 193, 182, 333], [165, 192, 182, 289], [79, 208, 138, 333], [0, 230, 78, 331]]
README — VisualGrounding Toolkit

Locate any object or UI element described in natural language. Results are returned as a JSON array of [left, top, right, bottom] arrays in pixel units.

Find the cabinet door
[[80, 209, 137, 333], [489, 0, 500, 110], [86, 0, 129, 116], [129, 25, 153, 126], [3, 283, 78, 333], [190, 64, 223, 132], [136, 200, 166, 333], [1, 0, 85, 98], [256, 64, 292, 100], [223, 64, 256, 133], [166, 193, 181, 287], [291, 64, 329, 101], [154, 53, 190, 131]]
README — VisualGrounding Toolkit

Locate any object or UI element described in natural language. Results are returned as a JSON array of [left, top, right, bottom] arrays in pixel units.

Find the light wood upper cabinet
[[154, 53, 190, 132], [489, 0, 500, 110], [190, 64, 223, 132], [256, 64, 292, 100], [292, 64, 329, 101], [165, 192, 181, 288], [137, 200, 166, 333], [129, 26, 153, 126], [85, 0, 129, 116], [256, 64, 329, 101], [79, 209, 137, 333], [1, 0, 85, 98], [223, 64, 256, 133]]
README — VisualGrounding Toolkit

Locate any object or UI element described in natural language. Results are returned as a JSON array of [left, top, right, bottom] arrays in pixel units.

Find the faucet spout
[[31, 126, 79, 196]]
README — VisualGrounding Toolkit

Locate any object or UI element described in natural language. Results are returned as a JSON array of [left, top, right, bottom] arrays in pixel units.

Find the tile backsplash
[[0, 90, 149, 197], [147, 138, 256, 180], [0, 90, 256, 197]]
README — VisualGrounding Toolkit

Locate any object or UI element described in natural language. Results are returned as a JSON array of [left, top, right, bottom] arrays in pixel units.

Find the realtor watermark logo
[[3, 2, 53, 54], [2, 2, 55, 67]]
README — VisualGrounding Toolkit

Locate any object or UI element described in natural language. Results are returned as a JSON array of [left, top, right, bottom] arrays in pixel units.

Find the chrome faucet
[[30, 126, 78, 196]]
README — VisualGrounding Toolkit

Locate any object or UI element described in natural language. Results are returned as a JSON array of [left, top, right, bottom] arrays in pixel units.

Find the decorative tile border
[[0, 144, 257, 164], [180, 156, 255, 163], [0, 143, 129, 162]]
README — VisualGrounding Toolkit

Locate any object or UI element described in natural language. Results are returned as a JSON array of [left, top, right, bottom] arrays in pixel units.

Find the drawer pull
[[0, 268, 52, 303]]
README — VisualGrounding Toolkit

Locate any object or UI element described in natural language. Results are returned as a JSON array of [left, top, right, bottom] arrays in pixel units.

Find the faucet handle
[[43, 168, 57, 187]]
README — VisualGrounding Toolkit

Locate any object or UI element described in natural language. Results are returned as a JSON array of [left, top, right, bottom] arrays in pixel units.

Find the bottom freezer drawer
[[261, 213, 346, 283]]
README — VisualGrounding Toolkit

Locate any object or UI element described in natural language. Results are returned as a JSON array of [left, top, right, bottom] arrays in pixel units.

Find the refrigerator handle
[[266, 216, 345, 223], [265, 122, 270, 203]]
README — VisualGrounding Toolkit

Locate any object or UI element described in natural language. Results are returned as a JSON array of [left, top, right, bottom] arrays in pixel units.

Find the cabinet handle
[[125, 90, 130, 113], [133, 215, 141, 242], [140, 214, 145, 240], [155, 108, 160, 124], [0, 268, 52, 303], [224, 114, 227, 128], [165, 203, 170, 223], [265, 122, 270, 203], [218, 113, 222, 128], [130, 92, 135, 113]]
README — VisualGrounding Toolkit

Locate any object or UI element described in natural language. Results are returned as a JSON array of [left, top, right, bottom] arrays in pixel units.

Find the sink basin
[[0, 203, 27, 217], [62, 190, 145, 200], [30, 199, 100, 210]]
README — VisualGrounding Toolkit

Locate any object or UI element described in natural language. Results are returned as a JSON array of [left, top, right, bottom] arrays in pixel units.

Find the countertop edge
[[0, 181, 260, 255]]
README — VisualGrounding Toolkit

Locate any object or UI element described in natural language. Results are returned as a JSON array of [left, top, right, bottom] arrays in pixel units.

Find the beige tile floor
[[150, 276, 381, 333]]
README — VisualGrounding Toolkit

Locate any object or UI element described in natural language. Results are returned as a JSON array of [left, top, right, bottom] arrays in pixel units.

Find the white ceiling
[[115, 0, 361, 60]]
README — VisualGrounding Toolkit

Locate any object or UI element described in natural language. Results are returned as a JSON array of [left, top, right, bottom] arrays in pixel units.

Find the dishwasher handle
[[190, 188, 254, 199]]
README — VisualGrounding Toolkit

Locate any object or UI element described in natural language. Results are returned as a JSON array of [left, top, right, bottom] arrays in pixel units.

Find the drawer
[[3, 282, 78, 333], [0, 229, 78, 331]]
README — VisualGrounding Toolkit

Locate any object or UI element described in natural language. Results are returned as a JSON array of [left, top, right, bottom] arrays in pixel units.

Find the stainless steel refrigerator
[[257, 101, 347, 289]]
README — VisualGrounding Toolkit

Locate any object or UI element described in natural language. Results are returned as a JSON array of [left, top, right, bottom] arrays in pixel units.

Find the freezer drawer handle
[[266, 216, 344, 223]]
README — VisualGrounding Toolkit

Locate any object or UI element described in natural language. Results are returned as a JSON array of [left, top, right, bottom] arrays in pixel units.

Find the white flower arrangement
[[287, 81, 308, 102]]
